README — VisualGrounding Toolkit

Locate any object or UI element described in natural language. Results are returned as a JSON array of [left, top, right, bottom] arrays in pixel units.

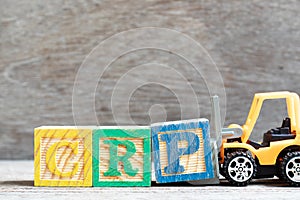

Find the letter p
[[160, 132, 200, 174]]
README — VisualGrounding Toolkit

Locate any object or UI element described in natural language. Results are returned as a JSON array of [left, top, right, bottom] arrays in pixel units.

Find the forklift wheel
[[223, 151, 256, 186], [280, 151, 300, 186]]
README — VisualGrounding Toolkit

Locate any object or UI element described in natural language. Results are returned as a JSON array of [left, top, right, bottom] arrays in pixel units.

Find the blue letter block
[[151, 119, 214, 183]]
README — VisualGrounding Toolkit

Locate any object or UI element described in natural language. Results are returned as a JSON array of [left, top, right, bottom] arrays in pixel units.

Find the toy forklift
[[212, 91, 300, 186]]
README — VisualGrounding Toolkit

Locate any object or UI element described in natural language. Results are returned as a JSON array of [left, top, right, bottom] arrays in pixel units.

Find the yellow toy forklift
[[213, 91, 300, 186]]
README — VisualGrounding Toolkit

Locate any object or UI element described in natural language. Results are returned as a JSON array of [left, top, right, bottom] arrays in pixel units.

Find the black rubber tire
[[219, 163, 226, 177], [223, 151, 257, 186], [276, 170, 285, 180], [280, 151, 300, 187], [276, 160, 285, 180]]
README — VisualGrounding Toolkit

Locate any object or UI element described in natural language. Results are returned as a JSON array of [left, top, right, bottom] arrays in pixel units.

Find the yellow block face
[[158, 128, 206, 176], [34, 127, 92, 186]]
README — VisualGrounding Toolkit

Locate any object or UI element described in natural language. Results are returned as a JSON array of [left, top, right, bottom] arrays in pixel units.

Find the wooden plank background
[[1, 0, 300, 159]]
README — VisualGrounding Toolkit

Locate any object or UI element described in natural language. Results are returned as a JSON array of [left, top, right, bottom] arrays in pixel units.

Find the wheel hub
[[286, 157, 300, 182], [228, 155, 254, 183]]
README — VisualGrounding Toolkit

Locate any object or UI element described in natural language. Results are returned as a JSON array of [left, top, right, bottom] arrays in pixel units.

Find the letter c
[[46, 141, 79, 177]]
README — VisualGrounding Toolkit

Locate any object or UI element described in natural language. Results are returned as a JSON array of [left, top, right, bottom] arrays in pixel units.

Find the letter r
[[104, 140, 138, 177]]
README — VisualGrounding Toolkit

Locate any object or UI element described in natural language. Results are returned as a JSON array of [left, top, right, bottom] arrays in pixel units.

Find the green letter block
[[92, 127, 151, 187]]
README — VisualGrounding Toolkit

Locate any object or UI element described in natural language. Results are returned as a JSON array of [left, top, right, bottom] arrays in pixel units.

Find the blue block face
[[151, 119, 214, 183]]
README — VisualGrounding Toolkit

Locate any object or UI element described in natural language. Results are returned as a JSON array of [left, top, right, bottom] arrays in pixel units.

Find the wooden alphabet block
[[151, 119, 214, 183], [187, 140, 220, 185], [34, 127, 92, 186], [92, 127, 151, 187]]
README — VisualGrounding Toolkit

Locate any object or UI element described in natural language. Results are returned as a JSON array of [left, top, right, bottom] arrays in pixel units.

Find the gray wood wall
[[1, 0, 299, 159]]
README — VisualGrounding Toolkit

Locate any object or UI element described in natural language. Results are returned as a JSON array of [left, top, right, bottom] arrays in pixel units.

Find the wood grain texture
[[92, 127, 151, 186], [188, 141, 220, 185], [1, 0, 300, 159], [158, 129, 206, 176], [98, 138, 145, 182], [151, 119, 214, 183], [34, 127, 92, 186]]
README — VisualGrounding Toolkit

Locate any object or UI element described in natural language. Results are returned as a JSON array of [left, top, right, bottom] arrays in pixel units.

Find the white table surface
[[1, 161, 300, 200]]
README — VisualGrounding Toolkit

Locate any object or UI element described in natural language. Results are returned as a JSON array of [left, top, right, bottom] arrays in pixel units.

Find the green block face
[[92, 127, 151, 187]]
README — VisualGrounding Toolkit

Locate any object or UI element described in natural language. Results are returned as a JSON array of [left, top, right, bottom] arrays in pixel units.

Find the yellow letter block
[[34, 127, 92, 186]]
